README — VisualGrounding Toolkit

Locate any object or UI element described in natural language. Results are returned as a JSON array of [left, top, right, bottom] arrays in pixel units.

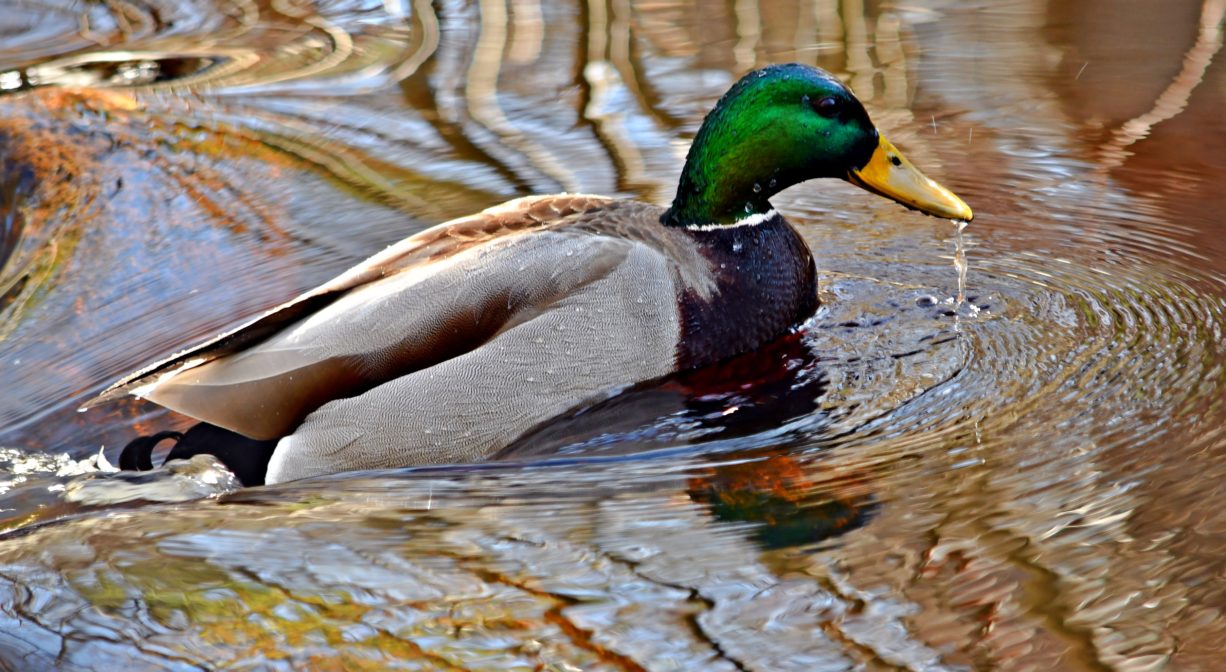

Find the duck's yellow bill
[[847, 135, 973, 221]]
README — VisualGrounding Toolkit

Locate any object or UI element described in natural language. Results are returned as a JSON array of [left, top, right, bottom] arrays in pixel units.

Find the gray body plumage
[[268, 222, 686, 482]]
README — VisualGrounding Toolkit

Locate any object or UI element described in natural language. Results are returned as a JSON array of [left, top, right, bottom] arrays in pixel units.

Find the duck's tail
[[119, 423, 279, 487]]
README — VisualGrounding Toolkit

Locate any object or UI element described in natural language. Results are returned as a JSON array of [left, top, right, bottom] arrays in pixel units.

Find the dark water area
[[2, 0, 1226, 668]]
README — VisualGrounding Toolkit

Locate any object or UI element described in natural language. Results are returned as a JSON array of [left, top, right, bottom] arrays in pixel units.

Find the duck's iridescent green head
[[662, 63, 972, 228]]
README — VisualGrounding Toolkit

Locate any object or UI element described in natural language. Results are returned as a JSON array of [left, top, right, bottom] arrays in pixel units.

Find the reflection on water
[[2, 0, 1226, 668]]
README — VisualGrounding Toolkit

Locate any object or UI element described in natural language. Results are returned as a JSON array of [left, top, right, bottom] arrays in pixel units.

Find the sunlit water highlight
[[2, 0, 1226, 669]]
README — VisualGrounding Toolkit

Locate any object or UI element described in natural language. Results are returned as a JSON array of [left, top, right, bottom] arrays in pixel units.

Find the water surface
[[2, 0, 1226, 668]]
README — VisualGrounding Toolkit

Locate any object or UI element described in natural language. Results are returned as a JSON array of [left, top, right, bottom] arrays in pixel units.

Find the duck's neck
[[660, 98, 785, 229], [661, 159, 776, 229]]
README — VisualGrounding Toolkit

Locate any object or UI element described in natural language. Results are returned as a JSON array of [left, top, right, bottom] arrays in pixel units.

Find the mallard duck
[[86, 63, 971, 485]]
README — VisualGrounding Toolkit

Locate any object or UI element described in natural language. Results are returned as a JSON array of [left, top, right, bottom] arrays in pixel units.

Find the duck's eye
[[813, 96, 841, 118]]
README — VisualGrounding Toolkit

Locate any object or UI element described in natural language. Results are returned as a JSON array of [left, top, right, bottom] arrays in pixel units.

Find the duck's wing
[[265, 236, 689, 483], [82, 194, 626, 438]]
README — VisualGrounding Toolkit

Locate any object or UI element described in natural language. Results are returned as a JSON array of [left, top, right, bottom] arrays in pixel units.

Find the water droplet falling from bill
[[953, 219, 969, 307]]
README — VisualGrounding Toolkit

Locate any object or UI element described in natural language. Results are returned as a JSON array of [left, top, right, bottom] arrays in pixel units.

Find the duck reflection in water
[[690, 455, 876, 551]]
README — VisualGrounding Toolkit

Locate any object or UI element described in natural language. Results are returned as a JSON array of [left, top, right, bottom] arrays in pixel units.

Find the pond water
[[2, 0, 1226, 668]]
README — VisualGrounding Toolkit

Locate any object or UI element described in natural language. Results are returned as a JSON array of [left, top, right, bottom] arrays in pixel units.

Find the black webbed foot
[[117, 423, 278, 487], [118, 430, 184, 471]]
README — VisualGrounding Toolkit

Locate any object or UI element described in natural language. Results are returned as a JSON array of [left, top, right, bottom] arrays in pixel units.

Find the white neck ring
[[683, 209, 778, 232]]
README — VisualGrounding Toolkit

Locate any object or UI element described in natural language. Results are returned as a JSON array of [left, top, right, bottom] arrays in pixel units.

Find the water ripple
[[2, 0, 1226, 669]]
